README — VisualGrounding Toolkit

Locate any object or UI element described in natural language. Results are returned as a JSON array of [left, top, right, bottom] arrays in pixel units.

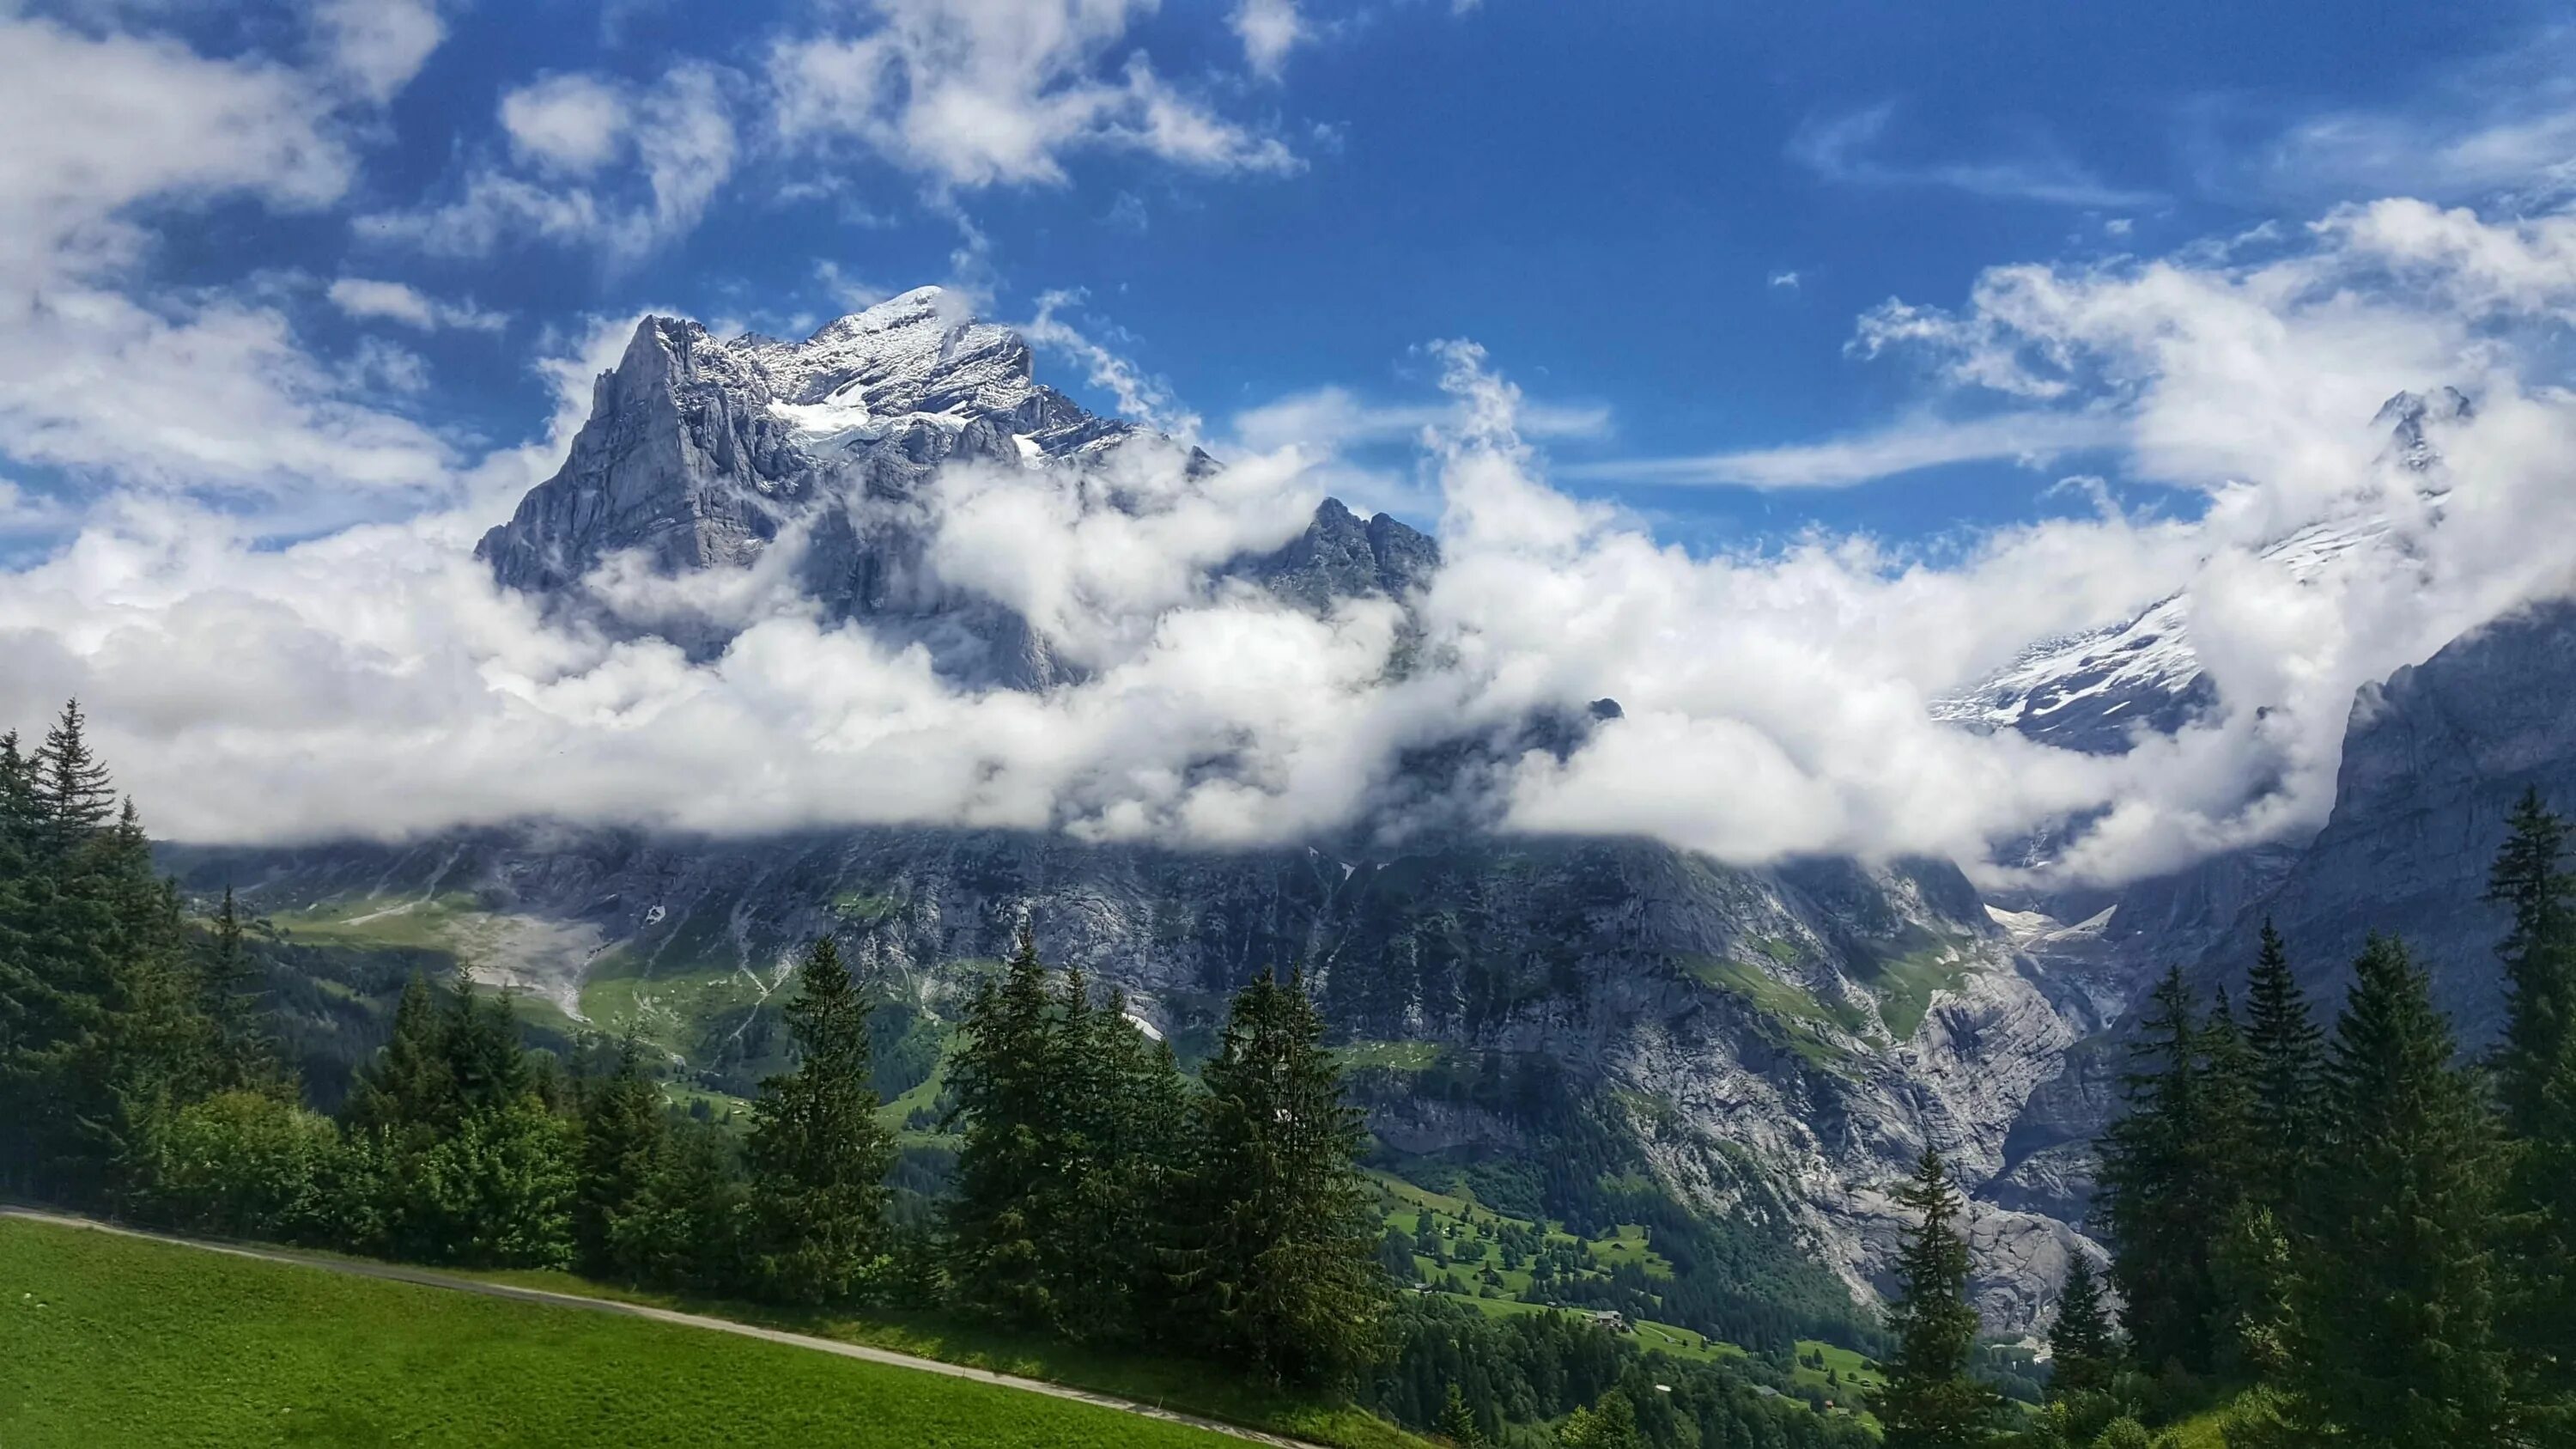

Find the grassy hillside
[[0, 1220, 1266, 1449]]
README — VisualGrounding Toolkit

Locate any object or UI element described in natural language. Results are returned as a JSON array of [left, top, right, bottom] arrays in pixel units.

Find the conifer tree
[[0, 712, 233, 1201], [440, 979, 531, 1116], [2094, 965, 2226, 1373], [2199, 988, 2260, 1198], [1054, 971, 1193, 1341], [0, 707, 125, 1197], [344, 972, 456, 1137], [945, 924, 1066, 1323], [1558, 1388, 1643, 1449], [1437, 1382, 1485, 1446], [2280, 934, 2512, 1449], [1181, 967, 1388, 1385], [744, 935, 894, 1304], [2485, 793, 2576, 1428], [2047, 1254, 2116, 1399], [0, 730, 33, 1184], [576, 1032, 669, 1282], [649, 1117, 747, 1291], [2488, 790, 2576, 1135], [2241, 919, 2324, 1195], [197, 886, 274, 1087], [1874, 1149, 2001, 1448], [32, 700, 115, 859]]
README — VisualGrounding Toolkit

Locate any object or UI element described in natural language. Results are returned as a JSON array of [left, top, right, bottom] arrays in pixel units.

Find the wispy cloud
[[1791, 102, 2161, 209], [1562, 411, 2123, 490], [2193, 27, 2576, 209], [1230, 387, 1610, 454], [358, 64, 739, 263], [768, 0, 1298, 191], [328, 277, 508, 332], [1232, 0, 1308, 80]]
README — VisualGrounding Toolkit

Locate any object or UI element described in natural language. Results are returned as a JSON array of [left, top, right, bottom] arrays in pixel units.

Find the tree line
[[0, 701, 1389, 1394], [1864, 787, 2576, 1447]]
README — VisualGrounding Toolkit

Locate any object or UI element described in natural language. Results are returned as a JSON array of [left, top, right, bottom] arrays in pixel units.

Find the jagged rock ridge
[[475, 285, 1436, 687]]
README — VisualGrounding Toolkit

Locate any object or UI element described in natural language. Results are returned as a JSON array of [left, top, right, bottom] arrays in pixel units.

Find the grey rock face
[[478, 317, 816, 599], [2184, 597, 2576, 1038], [171, 823, 2109, 1329], [1232, 496, 1442, 612]]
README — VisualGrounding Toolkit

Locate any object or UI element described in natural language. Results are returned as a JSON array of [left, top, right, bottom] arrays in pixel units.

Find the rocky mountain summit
[[475, 286, 1433, 685]]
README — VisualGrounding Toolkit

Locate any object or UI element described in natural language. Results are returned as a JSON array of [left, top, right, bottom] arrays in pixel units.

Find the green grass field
[[0, 1219, 1263, 1449]]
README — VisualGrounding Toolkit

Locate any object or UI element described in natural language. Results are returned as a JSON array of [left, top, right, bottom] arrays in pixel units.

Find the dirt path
[[0, 1206, 1333, 1449]]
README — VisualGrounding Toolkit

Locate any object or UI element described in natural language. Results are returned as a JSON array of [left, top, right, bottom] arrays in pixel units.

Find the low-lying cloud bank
[[5, 200, 2576, 890]]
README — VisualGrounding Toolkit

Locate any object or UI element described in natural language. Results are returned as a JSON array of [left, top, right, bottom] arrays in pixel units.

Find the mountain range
[[169, 293, 2569, 1341]]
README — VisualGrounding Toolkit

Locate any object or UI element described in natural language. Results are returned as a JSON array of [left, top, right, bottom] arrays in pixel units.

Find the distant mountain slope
[[1935, 388, 2468, 757]]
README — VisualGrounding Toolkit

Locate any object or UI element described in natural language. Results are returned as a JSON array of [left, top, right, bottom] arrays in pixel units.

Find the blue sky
[[27, 0, 2566, 551], [8, 0, 2576, 873]]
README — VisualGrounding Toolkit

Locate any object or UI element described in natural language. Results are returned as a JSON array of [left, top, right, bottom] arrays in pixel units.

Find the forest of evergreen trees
[[0, 700, 1879, 1448], [1867, 788, 2576, 1448]]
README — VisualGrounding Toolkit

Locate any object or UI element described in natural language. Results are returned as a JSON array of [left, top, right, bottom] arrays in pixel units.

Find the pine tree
[[2241, 919, 2324, 1196], [1180, 967, 1388, 1385], [2093, 965, 2235, 1373], [2200, 988, 2260, 1196], [344, 972, 456, 1138], [576, 1032, 669, 1282], [2047, 1254, 2116, 1399], [1056, 974, 1193, 1342], [744, 935, 894, 1304], [0, 730, 33, 1186], [945, 924, 1066, 1324], [1874, 1149, 2001, 1448], [1558, 1387, 1643, 1449], [31, 700, 115, 861], [2484, 793, 2576, 1430], [2488, 789, 2576, 1137], [0, 708, 125, 1199], [440, 979, 530, 1116], [197, 886, 274, 1087], [2280, 934, 2512, 1448], [655, 1117, 748, 1291], [1436, 1382, 1485, 1446]]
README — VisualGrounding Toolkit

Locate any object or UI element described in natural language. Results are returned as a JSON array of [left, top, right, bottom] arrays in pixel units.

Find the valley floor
[[0, 1211, 1354, 1448]]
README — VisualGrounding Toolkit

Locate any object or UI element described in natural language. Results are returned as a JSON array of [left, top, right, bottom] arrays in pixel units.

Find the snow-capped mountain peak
[[1933, 389, 2464, 755], [726, 285, 1054, 445]]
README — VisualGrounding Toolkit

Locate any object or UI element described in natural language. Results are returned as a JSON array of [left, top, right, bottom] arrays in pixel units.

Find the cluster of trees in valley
[[1863, 790, 2576, 1447], [0, 701, 1878, 1449]]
